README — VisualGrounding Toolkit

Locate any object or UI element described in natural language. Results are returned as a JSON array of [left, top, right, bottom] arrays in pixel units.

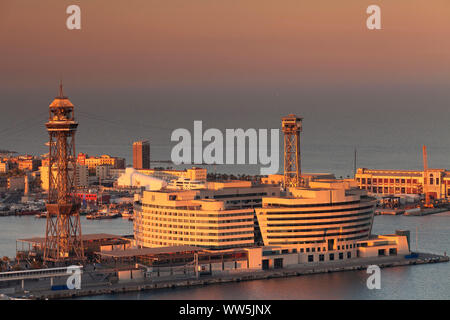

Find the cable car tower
[[282, 114, 303, 188], [43, 83, 84, 263]]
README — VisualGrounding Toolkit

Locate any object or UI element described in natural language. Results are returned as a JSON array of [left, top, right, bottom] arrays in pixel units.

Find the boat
[[121, 211, 132, 219], [34, 212, 47, 218]]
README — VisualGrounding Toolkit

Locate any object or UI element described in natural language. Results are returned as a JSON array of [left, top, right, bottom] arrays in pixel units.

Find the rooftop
[[18, 233, 126, 245], [98, 245, 202, 258]]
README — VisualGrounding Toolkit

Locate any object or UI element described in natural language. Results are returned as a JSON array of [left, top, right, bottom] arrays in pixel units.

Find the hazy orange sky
[[1, 0, 449, 90]]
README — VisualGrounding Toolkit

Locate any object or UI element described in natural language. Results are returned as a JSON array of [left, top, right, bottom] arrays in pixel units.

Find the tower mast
[[282, 114, 303, 188], [44, 83, 84, 263]]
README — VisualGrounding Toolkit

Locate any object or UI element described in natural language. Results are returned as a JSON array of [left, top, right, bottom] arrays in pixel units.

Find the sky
[[0, 0, 449, 175]]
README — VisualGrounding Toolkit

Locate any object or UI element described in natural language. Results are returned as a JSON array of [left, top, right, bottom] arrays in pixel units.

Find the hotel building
[[355, 168, 450, 200], [255, 179, 378, 264], [133, 181, 280, 249]]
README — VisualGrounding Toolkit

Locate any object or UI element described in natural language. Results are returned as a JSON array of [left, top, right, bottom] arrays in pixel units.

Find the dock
[[4, 252, 448, 300]]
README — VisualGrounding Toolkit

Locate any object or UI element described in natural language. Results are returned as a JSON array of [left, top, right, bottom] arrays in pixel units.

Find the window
[[339, 252, 344, 260], [306, 248, 310, 253], [308, 255, 314, 262], [319, 254, 325, 261], [347, 252, 351, 259], [329, 253, 335, 261], [401, 179, 405, 184], [312, 248, 315, 252]]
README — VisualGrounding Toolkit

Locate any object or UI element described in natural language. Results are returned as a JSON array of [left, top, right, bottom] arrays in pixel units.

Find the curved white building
[[255, 180, 377, 263], [117, 168, 167, 191]]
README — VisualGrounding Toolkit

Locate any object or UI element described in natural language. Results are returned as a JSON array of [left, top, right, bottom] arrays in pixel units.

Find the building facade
[[133, 181, 280, 249], [133, 140, 150, 170], [355, 168, 450, 199], [39, 163, 89, 190], [255, 179, 377, 263], [0, 161, 8, 173]]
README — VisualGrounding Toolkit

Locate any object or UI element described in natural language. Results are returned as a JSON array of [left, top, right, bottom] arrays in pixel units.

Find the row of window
[[135, 228, 254, 237], [308, 251, 351, 262], [265, 210, 373, 221], [141, 209, 253, 218], [136, 222, 254, 231], [135, 234, 254, 243], [264, 200, 360, 208], [262, 204, 374, 216], [357, 177, 419, 185], [267, 216, 372, 227], [361, 186, 419, 194], [268, 234, 368, 245], [136, 215, 254, 225], [302, 243, 357, 253], [266, 222, 372, 234], [266, 228, 369, 239]]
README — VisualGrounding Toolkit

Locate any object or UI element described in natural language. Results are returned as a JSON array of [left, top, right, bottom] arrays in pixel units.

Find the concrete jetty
[[5, 252, 448, 300]]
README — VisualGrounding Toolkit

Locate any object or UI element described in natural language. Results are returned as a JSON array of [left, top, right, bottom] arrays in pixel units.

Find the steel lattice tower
[[282, 114, 303, 188], [43, 83, 84, 263]]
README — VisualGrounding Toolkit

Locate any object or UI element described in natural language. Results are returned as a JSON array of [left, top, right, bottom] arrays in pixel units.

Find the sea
[[0, 213, 448, 300]]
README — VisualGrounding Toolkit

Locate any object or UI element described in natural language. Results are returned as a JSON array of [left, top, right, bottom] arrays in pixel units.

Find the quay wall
[[21, 253, 449, 300]]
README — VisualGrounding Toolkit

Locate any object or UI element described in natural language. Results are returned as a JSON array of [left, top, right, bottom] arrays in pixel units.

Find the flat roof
[[98, 245, 202, 258], [18, 233, 126, 244]]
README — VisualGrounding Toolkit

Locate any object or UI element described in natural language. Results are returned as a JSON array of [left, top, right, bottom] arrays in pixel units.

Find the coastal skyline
[[1, 1, 450, 177]]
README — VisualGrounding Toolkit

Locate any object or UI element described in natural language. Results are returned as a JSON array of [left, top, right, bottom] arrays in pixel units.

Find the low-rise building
[[0, 161, 8, 173], [355, 168, 450, 200], [39, 163, 89, 190], [8, 176, 25, 191], [77, 153, 125, 170]]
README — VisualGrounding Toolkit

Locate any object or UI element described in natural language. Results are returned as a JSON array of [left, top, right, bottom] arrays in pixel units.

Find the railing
[[0, 266, 83, 281]]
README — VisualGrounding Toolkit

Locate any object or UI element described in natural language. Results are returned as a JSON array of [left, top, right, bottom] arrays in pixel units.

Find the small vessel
[[34, 212, 47, 218], [121, 211, 132, 219]]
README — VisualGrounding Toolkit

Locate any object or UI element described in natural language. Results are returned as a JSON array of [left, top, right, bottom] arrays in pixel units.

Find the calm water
[[1, 213, 444, 300]]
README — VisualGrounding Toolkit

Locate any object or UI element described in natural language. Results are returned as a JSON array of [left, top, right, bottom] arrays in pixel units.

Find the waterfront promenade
[[6, 252, 448, 300]]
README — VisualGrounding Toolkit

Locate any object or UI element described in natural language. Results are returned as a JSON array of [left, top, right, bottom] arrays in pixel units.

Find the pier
[[2, 252, 447, 300]]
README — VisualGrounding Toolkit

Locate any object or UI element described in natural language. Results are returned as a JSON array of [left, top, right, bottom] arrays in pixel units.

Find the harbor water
[[0, 213, 448, 299]]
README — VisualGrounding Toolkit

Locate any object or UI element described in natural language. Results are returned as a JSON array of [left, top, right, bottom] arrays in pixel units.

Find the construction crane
[[422, 145, 433, 208]]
